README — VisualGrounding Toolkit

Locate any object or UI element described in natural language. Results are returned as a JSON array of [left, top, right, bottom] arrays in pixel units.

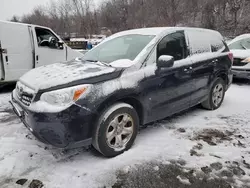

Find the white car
[[228, 34, 250, 79]]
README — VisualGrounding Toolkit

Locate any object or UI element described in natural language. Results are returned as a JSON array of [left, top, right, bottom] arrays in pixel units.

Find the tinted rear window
[[188, 30, 227, 54]]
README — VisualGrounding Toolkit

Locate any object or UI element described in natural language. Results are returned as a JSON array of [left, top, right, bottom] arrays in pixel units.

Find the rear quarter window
[[210, 37, 229, 52]]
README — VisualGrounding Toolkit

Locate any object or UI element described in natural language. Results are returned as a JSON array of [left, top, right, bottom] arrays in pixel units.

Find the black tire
[[92, 103, 139, 157], [201, 78, 226, 110]]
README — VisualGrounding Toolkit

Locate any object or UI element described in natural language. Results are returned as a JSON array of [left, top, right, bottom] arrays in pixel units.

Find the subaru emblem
[[19, 87, 24, 94]]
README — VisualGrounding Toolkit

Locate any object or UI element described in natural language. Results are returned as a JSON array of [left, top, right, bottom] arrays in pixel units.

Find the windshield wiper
[[240, 43, 247, 50], [85, 59, 113, 67], [85, 59, 98, 62], [97, 61, 113, 67]]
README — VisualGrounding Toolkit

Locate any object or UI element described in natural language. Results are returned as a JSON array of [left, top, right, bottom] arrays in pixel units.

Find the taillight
[[228, 52, 234, 64]]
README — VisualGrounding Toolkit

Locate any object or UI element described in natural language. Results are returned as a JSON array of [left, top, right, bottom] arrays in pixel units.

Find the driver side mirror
[[157, 55, 174, 68]]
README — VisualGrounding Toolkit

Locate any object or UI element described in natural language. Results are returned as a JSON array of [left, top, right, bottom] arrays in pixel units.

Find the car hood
[[231, 49, 250, 59], [19, 60, 118, 91]]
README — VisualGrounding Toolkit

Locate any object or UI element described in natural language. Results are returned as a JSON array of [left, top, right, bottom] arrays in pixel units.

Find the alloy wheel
[[212, 83, 224, 107], [106, 113, 134, 150]]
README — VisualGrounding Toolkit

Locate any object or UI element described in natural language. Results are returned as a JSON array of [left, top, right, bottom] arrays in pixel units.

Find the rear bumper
[[232, 68, 250, 79], [10, 92, 95, 149]]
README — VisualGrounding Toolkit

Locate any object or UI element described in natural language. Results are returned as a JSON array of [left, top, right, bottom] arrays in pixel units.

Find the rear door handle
[[184, 67, 193, 72], [212, 59, 218, 63]]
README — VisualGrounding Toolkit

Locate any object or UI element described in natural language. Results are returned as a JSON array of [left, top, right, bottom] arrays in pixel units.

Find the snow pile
[[0, 93, 11, 111], [177, 175, 191, 185]]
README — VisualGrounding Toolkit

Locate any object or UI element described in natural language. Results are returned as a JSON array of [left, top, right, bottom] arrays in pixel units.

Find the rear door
[[0, 21, 34, 81], [33, 27, 66, 67], [187, 30, 223, 105]]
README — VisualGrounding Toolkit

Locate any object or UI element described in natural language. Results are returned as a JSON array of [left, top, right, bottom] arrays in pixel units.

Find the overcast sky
[[0, 0, 103, 21]]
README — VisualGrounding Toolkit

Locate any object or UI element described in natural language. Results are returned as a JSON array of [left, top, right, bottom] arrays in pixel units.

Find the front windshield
[[229, 38, 250, 50], [82, 34, 155, 64]]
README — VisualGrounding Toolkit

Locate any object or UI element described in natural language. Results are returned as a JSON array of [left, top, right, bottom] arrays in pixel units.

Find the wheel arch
[[96, 94, 144, 125], [214, 70, 228, 85]]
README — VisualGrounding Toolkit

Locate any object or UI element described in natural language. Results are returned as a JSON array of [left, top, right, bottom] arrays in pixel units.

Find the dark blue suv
[[11, 27, 233, 157]]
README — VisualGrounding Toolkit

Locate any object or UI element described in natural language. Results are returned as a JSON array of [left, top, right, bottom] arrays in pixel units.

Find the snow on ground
[[1, 82, 250, 187], [0, 93, 11, 112]]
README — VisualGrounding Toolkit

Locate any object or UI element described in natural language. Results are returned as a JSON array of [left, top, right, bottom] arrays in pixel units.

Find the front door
[[141, 31, 195, 123], [33, 27, 66, 67]]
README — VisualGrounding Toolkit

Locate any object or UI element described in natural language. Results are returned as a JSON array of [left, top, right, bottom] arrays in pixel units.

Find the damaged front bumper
[[10, 92, 95, 149]]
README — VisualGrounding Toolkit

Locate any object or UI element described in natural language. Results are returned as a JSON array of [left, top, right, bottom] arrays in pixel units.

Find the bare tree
[[10, 15, 20, 22], [18, 0, 250, 37]]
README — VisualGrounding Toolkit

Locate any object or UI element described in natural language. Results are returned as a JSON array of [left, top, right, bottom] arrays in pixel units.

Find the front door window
[[157, 31, 188, 61]]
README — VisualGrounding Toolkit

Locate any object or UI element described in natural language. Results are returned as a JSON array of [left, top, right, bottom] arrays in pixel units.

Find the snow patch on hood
[[110, 59, 135, 68], [230, 49, 250, 59], [19, 61, 116, 91]]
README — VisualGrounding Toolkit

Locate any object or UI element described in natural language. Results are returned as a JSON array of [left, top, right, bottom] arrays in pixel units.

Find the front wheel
[[202, 78, 226, 110], [92, 103, 139, 157]]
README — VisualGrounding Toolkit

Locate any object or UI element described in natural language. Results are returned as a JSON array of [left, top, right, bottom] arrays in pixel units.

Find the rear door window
[[187, 30, 211, 55], [157, 31, 188, 61]]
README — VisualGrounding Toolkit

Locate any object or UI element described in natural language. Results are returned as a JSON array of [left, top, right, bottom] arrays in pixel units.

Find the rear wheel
[[202, 78, 226, 110], [92, 103, 139, 157]]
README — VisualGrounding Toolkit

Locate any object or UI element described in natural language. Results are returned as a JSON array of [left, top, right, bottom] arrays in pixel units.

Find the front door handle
[[0, 48, 7, 54]]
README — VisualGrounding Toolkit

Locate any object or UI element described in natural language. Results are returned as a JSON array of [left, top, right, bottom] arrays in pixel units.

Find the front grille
[[21, 93, 33, 106], [17, 92, 33, 106], [233, 58, 248, 66], [16, 82, 34, 106]]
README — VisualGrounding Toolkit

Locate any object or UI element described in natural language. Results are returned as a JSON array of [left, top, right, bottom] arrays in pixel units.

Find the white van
[[0, 21, 81, 85]]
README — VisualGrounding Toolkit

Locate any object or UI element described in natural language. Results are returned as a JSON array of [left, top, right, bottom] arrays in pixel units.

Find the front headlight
[[40, 84, 91, 106], [242, 57, 250, 63]]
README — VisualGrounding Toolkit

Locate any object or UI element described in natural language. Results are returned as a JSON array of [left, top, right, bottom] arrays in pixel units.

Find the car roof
[[106, 27, 221, 43], [0, 20, 51, 30], [112, 27, 219, 36]]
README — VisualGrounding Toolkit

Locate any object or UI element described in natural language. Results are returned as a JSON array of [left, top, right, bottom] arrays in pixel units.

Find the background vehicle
[[0, 21, 81, 85], [11, 27, 233, 157], [228, 34, 250, 79]]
